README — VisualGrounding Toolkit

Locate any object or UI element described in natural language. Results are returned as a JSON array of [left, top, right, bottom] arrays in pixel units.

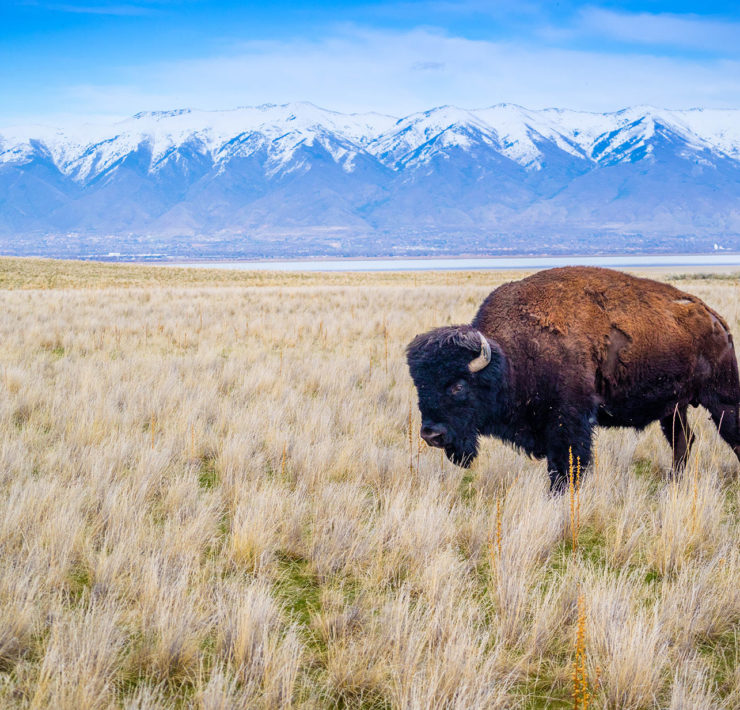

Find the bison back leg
[[700, 352, 740, 463], [546, 413, 593, 495], [703, 397, 740, 463], [660, 405, 694, 474]]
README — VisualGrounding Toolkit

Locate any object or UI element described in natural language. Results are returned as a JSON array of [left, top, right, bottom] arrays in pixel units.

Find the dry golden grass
[[0, 256, 526, 290], [0, 257, 738, 709]]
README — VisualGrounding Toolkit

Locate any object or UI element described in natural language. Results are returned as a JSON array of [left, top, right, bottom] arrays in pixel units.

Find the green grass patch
[[697, 629, 739, 700], [668, 272, 740, 282], [632, 456, 664, 493], [457, 468, 477, 503], [572, 526, 609, 569], [516, 680, 572, 710], [274, 553, 323, 647], [633, 456, 654, 479], [66, 561, 92, 604], [545, 525, 610, 580], [197, 454, 218, 489], [273, 555, 393, 710]]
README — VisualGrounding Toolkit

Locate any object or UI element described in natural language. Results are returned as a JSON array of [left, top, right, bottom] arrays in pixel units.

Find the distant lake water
[[166, 254, 740, 272]]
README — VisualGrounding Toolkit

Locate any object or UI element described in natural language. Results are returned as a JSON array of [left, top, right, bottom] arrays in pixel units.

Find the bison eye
[[448, 379, 468, 398]]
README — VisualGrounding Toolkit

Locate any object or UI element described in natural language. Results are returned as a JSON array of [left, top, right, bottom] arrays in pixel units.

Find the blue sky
[[2, 1, 740, 125]]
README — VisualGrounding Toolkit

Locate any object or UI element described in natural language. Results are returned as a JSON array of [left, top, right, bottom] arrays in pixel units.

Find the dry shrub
[[31, 602, 123, 710], [660, 549, 740, 650], [230, 483, 307, 572], [129, 556, 209, 683], [650, 470, 725, 576], [489, 481, 565, 649], [0, 563, 41, 672], [585, 569, 669, 710], [217, 579, 303, 708], [668, 661, 721, 710], [379, 588, 515, 709]]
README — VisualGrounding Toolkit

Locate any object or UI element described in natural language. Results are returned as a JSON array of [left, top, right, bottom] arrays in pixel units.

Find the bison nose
[[420, 423, 448, 447]]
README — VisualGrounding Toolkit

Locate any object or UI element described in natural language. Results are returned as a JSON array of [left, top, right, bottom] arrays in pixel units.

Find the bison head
[[406, 325, 504, 467]]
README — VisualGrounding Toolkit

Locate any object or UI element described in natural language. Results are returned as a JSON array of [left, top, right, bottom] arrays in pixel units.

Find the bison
[[406, 266, 740, 492]]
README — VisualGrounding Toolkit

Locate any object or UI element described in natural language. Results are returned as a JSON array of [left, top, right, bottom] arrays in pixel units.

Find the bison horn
[[468, 331, 492, 372]]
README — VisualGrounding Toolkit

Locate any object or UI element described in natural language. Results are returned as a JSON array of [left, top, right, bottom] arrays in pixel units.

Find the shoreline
[[147, 253, 740, 272]]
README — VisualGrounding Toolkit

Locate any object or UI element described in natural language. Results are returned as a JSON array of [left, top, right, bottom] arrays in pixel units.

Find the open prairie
[[0, 258, 738, 709]]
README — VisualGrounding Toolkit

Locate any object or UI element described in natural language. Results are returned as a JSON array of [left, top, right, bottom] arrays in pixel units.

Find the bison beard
[[406, 267, 740, 493]]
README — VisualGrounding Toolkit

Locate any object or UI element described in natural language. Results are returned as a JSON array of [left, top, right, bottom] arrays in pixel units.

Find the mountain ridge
[[2, 102, 739, 259]]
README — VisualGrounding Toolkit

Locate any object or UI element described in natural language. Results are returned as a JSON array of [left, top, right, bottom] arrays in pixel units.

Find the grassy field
[[0, 257, 738, 709]]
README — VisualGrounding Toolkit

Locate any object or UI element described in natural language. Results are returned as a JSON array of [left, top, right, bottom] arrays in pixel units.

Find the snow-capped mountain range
[[2, 102, 740, 258]]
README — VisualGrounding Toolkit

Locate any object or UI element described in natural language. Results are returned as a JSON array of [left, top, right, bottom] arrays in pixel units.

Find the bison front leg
[[545, 413, 593, 495]]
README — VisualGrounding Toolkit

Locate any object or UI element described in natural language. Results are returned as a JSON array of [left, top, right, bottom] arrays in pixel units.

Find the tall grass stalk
[[572, 592, 590, 710]]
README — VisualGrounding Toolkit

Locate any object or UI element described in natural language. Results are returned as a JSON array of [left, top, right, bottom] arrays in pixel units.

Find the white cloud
[[11, 24, 740, 124], [578, 8, 740, 54]]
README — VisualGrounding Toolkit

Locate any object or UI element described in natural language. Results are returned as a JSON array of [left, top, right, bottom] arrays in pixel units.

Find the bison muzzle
[[406, 266, 740, 492]]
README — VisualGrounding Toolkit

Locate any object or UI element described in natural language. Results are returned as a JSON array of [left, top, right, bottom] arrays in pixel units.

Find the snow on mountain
[[1, 102, 740, 258], [471, 105, 588, 167], [664, 108, 740, 161], [2, 102, 739, 178], [368, 106, 496, 168], [535, 105, 740, 165], [0, 103, 399, 181]]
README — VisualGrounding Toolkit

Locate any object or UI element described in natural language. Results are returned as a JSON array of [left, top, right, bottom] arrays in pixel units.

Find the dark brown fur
[[407, 266, 740, 491]]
